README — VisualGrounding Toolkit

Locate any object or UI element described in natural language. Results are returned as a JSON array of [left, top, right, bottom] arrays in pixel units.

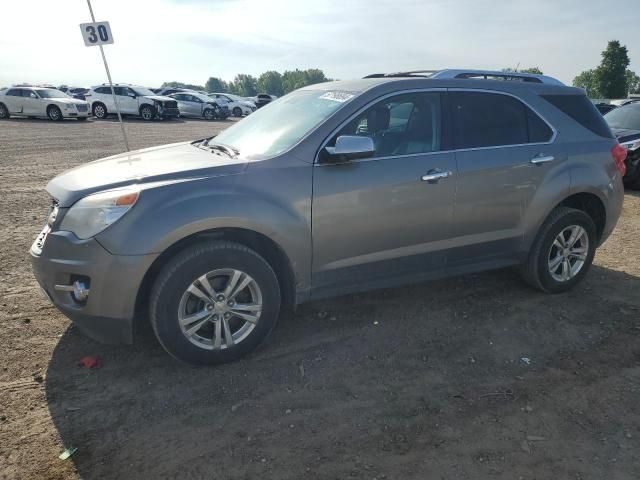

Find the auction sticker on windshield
[[319, 91, 355, 102]]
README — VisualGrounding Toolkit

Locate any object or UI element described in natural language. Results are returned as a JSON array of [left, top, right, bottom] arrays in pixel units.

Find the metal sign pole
[[86, 0, 130, 151]]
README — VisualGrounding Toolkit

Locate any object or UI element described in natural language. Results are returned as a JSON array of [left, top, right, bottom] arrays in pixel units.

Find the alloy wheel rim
[[142, 108, 152, 119], [204, 109, 214, 120], [95, 106, 104, 117], [50, 108, 60, 120], [178, 268, 263, 350], [547, 225, 589, 282]]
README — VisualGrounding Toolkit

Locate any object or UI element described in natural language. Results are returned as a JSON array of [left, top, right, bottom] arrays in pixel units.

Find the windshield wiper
[[203, 139, 239, 158]]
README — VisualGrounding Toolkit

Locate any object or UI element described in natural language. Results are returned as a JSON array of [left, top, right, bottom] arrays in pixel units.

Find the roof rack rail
[[363, 69, 564, 86]]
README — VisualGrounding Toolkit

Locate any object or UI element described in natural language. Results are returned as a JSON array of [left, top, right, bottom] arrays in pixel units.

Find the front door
[[311, 91, 457, 297], [22, 90, 43, 116]]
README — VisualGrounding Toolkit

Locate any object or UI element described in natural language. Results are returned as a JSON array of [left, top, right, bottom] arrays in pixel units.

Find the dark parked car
[[595, 102, 617, 115], [254, 93, 275, 108], [605, 102, 640, 188]]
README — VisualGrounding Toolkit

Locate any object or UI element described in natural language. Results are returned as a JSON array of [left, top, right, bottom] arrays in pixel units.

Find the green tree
[[230, 74, 258, 97], [257, 71, 283, 96], [626, 70, 640, 95], [161, 81, 205, 91], [573, 69, 600, 97], [205, 77, 227, 93], [595, 40, 630, 98], [281, 69, 331, 94]]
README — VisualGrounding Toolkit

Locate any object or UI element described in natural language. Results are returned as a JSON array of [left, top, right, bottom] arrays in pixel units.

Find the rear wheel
[[140, 104, 156, 121], [0, 103, 9, 119], [520, 207, 597, 293], [92, 103, 107, 119], [232, 106, 242, 117], [47, 105, 63, 121], [149, 241, 281, 365]]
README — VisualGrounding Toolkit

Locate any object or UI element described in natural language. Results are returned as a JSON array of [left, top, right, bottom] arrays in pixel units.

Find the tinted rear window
[[451, 91, 552, 149], [541, 94, 613, 138]]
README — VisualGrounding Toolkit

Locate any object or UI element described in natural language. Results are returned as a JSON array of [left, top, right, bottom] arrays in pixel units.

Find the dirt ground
[[1, 117, 639, 480]]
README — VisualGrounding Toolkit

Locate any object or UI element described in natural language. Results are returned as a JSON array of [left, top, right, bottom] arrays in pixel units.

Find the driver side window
[[331, 92, 442, 158]]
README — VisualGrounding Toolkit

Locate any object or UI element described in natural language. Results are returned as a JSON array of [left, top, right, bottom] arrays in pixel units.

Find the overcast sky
[[2, 0, 639, 88]]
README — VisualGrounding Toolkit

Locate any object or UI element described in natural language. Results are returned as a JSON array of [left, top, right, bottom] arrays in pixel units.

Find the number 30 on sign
[[79, 21, 114, 46]]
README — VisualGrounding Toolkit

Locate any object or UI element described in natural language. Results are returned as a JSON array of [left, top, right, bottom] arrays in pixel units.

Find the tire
[[520, 207, 597, 293], [92, 103, 107, 119], [232, 106, 242, 117], [47, 105, 63, 121], [77, 117, 88, 121], [203, 108, 215, 121], [140, 104, 156, 121], [0, 103, 10, 119], [149, 241, 281, 365]]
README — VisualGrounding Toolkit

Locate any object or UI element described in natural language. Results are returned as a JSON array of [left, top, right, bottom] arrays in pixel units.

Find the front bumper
[[62, 108, 90, 118], [30, 229, 158, 344]]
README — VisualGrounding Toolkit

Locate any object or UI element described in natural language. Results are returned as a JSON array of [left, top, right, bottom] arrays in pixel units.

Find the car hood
[[144, 95, 175, 102], [53, 98, 88, 106], [47, 141, 247, 206], [611, 127, 640, 143]]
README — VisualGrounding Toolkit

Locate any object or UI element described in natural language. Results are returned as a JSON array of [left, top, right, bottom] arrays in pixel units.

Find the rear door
[[311, 90, 457, 296], [448, 89, 561, 266], [4, 89, 24, 113]]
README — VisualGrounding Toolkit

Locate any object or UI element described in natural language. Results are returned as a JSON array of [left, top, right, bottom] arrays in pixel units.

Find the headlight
[[60, 187, 139, 239], [621, 139, 640, 151]]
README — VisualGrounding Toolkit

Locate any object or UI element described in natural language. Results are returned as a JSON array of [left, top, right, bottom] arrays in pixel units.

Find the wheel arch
[[134, 227, 298, 327]]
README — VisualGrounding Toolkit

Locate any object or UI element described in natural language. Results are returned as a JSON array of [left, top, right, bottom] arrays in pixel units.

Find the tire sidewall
[[233, 107, 242, 117], [0, 103, 8, 119], [203, 108, 215, 121], [535, 210, 597, 293], [151, 244, 281, 365]]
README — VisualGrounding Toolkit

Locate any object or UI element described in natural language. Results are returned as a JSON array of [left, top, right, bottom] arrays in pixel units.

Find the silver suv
[[31, 69, 626, 365]]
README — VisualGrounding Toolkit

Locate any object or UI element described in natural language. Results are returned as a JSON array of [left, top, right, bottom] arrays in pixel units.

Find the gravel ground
[[1, 117, 639, 480]]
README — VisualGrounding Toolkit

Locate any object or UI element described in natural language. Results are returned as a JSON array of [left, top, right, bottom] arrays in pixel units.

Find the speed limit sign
[[79, 21, 114, 46]]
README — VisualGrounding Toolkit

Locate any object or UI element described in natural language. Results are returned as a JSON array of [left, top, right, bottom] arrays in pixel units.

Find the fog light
[[54, 280, 90, 302], [72, 281, 90, 302]]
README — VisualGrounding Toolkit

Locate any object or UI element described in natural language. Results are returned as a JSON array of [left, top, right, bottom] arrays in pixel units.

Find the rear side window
[[6, 89, 22, 96], [94, 87, 109, 94], [541, 94, 613, 138], [451, 91, 552, 149]]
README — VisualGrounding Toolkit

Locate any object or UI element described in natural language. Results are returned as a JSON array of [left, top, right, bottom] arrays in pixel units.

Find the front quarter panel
[[96, 157, 313, 293]]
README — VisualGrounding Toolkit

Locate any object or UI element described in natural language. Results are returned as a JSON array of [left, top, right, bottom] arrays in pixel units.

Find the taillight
[[611, 143, 627, 176]]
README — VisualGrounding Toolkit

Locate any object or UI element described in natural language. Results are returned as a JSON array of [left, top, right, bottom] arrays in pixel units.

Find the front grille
[[76, 104, 88, 112], [163, 100, 178, 109]]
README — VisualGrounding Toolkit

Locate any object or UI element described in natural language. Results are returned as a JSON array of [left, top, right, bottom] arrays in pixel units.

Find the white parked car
[[0, 86, 90, 121], [86, 84, 179, 120], [208, 93, 256, 116], [168, 92, 230, 120]]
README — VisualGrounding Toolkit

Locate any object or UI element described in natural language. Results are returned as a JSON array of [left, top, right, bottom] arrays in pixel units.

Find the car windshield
[[132, 87, 157, 96], [605, 104, 640, 130], [37, 89, 68, 98], [212, 89, 357, 159]]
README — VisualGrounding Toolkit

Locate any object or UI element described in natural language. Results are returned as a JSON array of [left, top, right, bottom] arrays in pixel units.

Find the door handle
[[421, 170, 452, 183], [530, 154, 555, 165]]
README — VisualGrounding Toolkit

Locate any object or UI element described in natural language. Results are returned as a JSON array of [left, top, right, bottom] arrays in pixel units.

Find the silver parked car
[[168, 91, 229, 120], [31, 69, 625, 365]]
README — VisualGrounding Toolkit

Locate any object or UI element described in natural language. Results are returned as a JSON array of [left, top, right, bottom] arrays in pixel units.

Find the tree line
[[161, 41, 640, 100], [572, 40, 639, 98], [161, 69, 332, 97]]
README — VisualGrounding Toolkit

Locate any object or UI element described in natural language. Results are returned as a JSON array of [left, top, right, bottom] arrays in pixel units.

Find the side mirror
[[322, 135, 375, 163]]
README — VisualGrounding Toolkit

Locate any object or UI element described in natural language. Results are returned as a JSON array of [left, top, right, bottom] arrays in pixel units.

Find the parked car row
[[0, 83, 266, 121]]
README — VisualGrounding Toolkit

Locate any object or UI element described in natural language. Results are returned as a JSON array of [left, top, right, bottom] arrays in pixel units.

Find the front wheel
[[232, 106, 242, 117], [140, 104, 156, 121], [92, 103, 107, 119], [149, 241, 281, 365], [47, 105, 63, 121], [203, 108, 216, 121], [520, 207, 597, 293]]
